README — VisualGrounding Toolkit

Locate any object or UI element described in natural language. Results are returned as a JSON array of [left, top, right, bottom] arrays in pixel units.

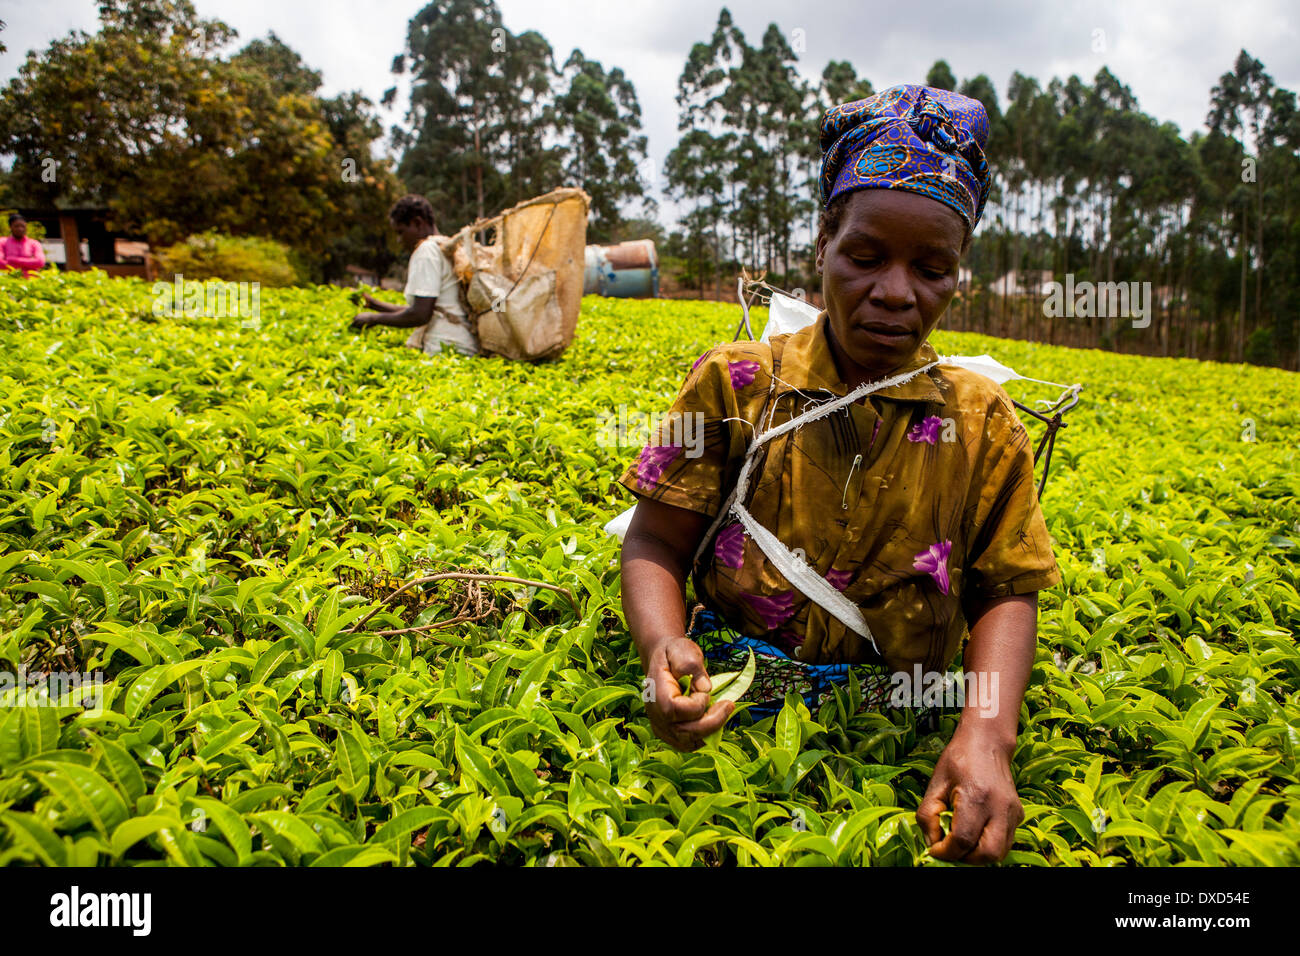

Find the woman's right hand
[[642, 636, 734, 751], [620, 497, 720, 751]]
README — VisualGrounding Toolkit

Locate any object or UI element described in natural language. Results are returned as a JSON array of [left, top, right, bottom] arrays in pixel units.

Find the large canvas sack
[[473, 268, 564, 360], [438, 187, 590, 361]]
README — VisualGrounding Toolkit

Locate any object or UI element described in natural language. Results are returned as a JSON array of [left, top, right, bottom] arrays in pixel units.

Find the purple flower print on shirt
[[742, 590, 796, 630], [728, 360, 760, 390], [635, 444, 682, 490], [907, 415, 944, 445], [913, 540, 953, 595], [714, 522, 745, 569], [691, 349, 711, 372], [824, 568, 854, 591]]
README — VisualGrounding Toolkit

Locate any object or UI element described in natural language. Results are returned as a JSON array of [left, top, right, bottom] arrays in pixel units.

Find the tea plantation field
[[1, 270, 1298, 866]]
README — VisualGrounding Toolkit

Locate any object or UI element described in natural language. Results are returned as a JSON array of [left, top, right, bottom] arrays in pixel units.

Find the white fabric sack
[[939, 353, 1018, 384], [760, 292, 820, 342], [604, 506, 637, 540]]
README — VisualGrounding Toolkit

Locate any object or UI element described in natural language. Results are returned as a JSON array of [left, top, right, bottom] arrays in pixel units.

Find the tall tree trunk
[[1254, 160, 1263, 343], [1011, 183, 1021, 340], [1104, 192, 1116, 351], [1239, 205, 1248, 362], [473, 118, 485, 222], [1164, 234, 1175, 356], [713, 222, 722, 302], [1181, 228, 1194, 361], [697, 227, 705, 297], [1090, 191, 1101, 349], [999, 231, 1007, 335]]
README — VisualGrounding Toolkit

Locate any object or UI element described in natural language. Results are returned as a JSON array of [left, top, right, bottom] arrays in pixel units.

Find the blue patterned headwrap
[[819, 85, 991, 234]]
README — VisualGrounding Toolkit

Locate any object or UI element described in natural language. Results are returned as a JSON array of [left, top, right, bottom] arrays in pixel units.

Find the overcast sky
[[2, 0, 1297, 226]]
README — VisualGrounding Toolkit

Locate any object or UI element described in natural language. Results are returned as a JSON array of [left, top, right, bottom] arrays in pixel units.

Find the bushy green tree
[[0, 0, 401, 282], [154, 231, 300, 286]]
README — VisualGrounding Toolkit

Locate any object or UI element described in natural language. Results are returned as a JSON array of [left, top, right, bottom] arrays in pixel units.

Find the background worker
[[348, 195, 479, 356], [2, 215, 47, 276]]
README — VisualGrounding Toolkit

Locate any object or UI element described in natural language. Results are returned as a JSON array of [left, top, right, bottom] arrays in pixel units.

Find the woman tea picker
[[618, 85, 1061, 865]]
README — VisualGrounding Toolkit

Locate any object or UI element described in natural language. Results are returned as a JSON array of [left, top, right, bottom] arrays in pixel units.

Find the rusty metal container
[[583, 239, 658, 297]]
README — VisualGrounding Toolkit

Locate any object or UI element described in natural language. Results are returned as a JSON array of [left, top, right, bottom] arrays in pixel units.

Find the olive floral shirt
[[618, 312, 1061, 673]]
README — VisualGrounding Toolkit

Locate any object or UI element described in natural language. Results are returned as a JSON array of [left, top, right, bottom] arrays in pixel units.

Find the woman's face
[[815, 189, 966, 384], [10, 219, 26, 240]]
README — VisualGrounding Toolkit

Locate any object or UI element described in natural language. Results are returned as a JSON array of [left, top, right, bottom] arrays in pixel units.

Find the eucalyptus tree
[[554, 50, 652, 243], [390, 0, 558, 225], [1208, 50, 1280, 361], [390, 0, 648, 239]]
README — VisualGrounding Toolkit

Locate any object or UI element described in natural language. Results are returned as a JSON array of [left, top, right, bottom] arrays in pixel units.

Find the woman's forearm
[[620, 531, 692, 670], [364, 294, 403, 313], [955, 593, 1037, 751], [373, 306, 434, 328]]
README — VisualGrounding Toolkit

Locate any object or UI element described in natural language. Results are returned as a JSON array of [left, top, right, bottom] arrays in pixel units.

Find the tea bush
[[0, 269, 1297, 866]]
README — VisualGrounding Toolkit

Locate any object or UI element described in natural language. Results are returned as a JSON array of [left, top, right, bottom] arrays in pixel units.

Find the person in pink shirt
[[2, 215, 47, 276]]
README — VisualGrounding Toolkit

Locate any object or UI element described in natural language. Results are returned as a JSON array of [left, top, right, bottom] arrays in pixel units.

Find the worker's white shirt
[[405, 237, 478, 356]]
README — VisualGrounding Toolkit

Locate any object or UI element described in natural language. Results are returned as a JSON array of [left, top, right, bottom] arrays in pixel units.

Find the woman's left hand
[[916, 725, 1023, 864]]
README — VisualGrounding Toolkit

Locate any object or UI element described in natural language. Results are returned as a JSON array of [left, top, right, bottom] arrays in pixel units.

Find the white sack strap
[[731, 504, 882, 653], [695, 359, 942, 655]]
